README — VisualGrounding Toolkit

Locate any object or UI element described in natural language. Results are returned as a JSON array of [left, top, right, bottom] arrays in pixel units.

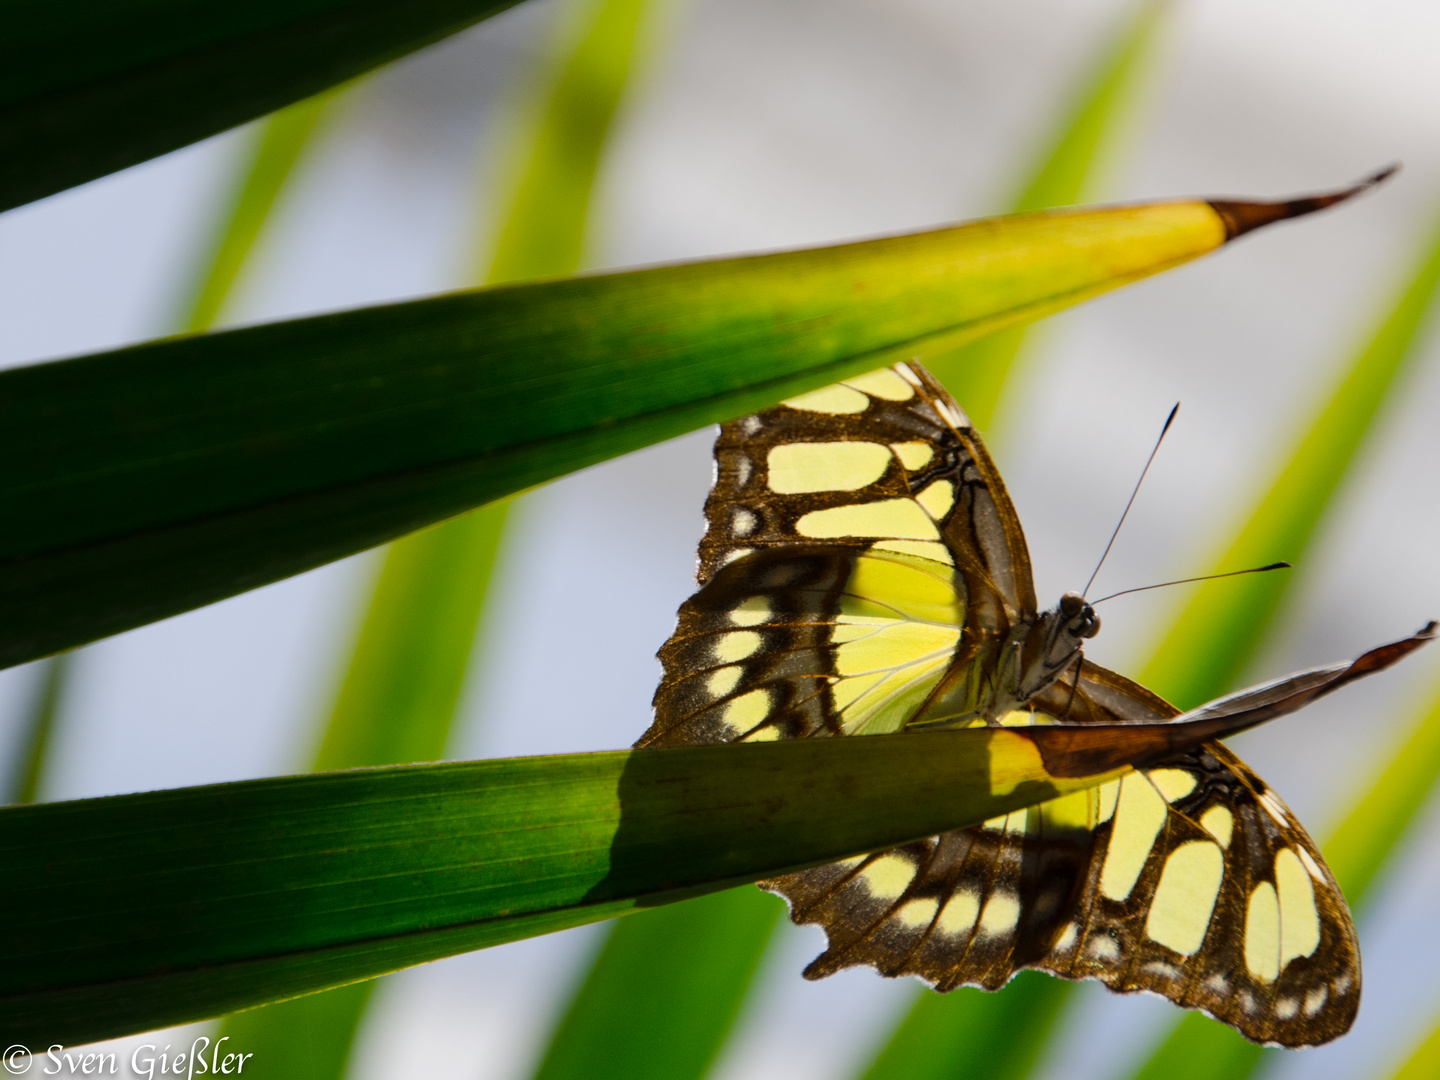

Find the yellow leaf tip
[[1209, 164, 1400, 241]]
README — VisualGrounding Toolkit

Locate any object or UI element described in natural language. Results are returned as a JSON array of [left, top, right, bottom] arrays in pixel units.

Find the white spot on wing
[[978, 892, 1020, 936], [1086, 935, 1120, 961], [732, 508, 757, 536], [893, 361, 923, 387], [1257, 790, 1289, 826], [729, 597, 770, 626], [1275, 997, 1299, 1021], [859, 855, 914, 900], [1203, 974, 1230, 996], [936, 890, 980, 937], [1054, 922, 1078, 952], [894, 897, 939, 928], [713, 631, 761, 663], [1304, 986, 1329, 1017], [934, 398, 970, 429]]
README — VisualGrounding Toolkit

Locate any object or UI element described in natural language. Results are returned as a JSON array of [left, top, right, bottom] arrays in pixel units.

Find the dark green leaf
[[0, 0, 519, 212], [0, 722, 1179, 1045]]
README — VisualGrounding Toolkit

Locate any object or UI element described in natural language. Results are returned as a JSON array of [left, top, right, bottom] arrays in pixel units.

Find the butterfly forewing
[[644, 360, 1361, 1047]]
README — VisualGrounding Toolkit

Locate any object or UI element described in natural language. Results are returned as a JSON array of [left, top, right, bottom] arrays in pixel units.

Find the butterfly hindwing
[[645, 361, 1362, 1047], [1038, 736, 1359, 1045]]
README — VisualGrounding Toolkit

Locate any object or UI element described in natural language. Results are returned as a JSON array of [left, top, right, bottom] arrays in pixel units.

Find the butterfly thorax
[[915, 591, 1100, 728], [1004, 590, 1101, 712]]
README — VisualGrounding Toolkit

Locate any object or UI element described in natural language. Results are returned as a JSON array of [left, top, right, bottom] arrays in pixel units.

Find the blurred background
[[3, 0, 1440, 1078]]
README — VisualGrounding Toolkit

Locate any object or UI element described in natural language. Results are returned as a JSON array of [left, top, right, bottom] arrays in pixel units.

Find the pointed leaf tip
[[1210, 164, 1400, 240]]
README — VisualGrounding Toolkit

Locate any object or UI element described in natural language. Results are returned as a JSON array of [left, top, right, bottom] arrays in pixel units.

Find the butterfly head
[[1058, 591, 1102, 640], [1011, 592, 1100, 703]]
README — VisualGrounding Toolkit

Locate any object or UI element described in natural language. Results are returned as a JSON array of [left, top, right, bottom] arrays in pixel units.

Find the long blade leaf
[[2, 719, 1228, 1045], [0, 188, 1360, 667], [0, 0, 520, 213]]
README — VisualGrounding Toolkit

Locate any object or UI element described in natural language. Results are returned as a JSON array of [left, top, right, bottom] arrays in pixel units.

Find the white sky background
[[2, 0, 1440, 1077]]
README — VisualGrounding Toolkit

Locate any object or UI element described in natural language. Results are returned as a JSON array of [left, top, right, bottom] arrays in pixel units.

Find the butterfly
[[638, 359, 1430, 1047]]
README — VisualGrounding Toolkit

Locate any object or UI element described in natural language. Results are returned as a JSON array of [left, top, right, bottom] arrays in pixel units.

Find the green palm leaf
[[0, 190, 1342, 668], [0, 719, 1200, 1045], [0, 0, 520, 212]]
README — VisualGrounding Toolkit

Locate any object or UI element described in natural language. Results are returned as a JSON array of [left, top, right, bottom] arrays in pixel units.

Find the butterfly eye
[[1059, 592, 1086, 618], [1082, 613, 1101, 639]]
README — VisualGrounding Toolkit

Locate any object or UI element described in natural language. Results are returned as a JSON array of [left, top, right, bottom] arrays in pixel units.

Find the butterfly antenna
[[1092, 562, 1291, 605], [1082, 403, 1179, 598]]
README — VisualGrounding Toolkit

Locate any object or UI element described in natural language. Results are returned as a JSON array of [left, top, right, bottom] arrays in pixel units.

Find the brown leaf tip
[[1209, 164, 1400, 241]]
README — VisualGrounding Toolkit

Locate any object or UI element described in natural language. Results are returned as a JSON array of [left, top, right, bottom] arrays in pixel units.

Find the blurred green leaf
[[0, 721, 1181, 1045], [853, 6, 1172, 1076], [312, 504, 512, 774], [3, 653, 70, 805], [176, 89, 347, 333], [219, 0, 655, 1068], [532, 888, 783, 1080], [0, 0, 520, 213], [1, 195, 1248, 667], [858, 973, 1071, 1080], [1384, 1001, 1440, 1080], [485, 0, 654, 284], [925, 0, 1168, 432], [1140, 214, 1440, 711], [1124, 201, 1440, 1080]]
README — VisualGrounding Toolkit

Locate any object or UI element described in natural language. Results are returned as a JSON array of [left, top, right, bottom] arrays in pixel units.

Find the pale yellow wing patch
[[766, 441, 893, 494], [796, 498, 941, 541], [827, 552, 965, 736]]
